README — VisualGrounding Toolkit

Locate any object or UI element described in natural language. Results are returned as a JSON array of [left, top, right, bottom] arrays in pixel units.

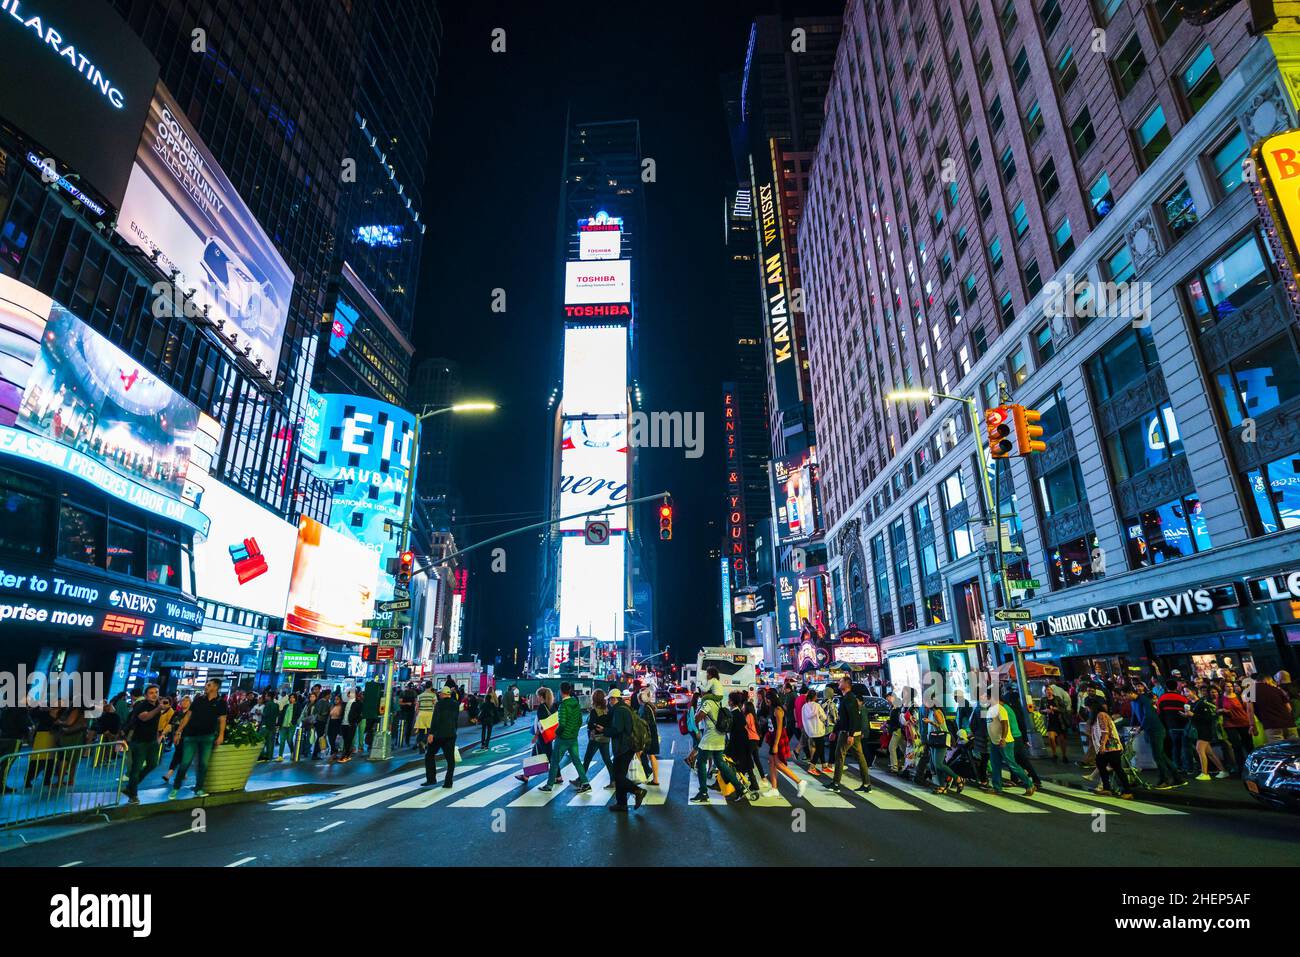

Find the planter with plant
[[202, 721, 267, 793]]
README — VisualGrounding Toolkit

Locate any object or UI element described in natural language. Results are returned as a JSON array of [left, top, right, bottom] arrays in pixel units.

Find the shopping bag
[[716, 771, 735, 797], [538, 711, 559, 744], [453, 746, 462, 763], [521, 753, 550, 778], [628, 758, 648, 785]]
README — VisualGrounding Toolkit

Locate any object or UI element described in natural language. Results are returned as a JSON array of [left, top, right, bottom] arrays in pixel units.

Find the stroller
[[1115, 725, 1151, 793], [945, 738, 981, 786]]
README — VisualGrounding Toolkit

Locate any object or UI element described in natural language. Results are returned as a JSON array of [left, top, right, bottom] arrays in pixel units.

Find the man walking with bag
[[828, 676, 872, 793], [424, 686, 461, 787], [542, 683, 592, 793], [608, 689, 646, 812]]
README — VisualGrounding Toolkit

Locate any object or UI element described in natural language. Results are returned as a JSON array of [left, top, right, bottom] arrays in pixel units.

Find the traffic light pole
[[994, 384, 1036, 746]]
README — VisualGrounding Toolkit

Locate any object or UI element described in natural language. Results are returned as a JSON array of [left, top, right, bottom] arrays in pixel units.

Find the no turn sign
[[584, 518, 610, 545]]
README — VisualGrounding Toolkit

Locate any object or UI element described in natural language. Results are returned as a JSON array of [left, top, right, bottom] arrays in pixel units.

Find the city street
[[5, 724, 1297, 867]]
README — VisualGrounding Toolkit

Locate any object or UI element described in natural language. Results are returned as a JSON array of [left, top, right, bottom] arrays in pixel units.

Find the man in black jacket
[[424, 686, 461, 787], [607, 689, 646, 812], [829, 677, 872, 793], [0, 701, 30, 794]]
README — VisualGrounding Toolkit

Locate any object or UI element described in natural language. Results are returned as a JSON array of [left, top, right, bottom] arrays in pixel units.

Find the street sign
[[393, 586, 410, 599], [584, 518, 610, 545], [378, 598, 411, 613], [363, 617, 384, 629], [376, 646, 396, 661], [379, 629, 403, 647], [994, 609, 1032, 622], [1008, 579, 1041, 589]]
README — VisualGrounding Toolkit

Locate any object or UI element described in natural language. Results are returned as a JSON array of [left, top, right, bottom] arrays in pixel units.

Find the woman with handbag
[[326, 692, 344, 760], [638, 691, 661, 786], [744, 693, 765, 781], [1087, 698, 1132, 798], [800, 691, 829, 775], [517, 687, 555, 784], [726, 691, 760, 797], [582, 689, 615, 784], [478, 690, 501, 751], [762, 687, 802, 798], [924, 705, 960, 794]]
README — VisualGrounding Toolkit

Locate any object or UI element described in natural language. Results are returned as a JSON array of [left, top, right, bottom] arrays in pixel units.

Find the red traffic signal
[[658, 497, 673, 541], [397, 550, 415, 585], [985, 407, 1013, 459]]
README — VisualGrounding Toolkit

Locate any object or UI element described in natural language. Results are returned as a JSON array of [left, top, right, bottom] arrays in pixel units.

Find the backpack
[[715, 704, 734, 735], [629, 708, 651, 753]]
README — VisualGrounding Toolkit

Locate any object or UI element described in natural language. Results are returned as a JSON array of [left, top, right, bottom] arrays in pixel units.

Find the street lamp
[[371, 399, 497, 761], [886, 387, 1034, 719]]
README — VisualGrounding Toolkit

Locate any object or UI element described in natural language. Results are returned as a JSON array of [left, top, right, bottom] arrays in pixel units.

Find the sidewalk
[[0, 720, 531, 849]]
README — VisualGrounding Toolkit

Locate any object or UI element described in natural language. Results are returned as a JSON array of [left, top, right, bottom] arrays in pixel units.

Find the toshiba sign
[[564, 260, 630, 305]]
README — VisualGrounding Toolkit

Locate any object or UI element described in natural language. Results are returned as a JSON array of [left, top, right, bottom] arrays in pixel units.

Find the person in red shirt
[[1157, 683, 1193, 773], [1218, 683, 1253, 775]]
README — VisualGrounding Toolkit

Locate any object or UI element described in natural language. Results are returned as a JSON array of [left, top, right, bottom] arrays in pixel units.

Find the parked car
[[653, 685, 689, 721], [1242, 740, 1300, 811]]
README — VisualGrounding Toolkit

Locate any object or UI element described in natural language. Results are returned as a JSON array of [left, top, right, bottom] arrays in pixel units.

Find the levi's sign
[[1248, 571, 1300, 603], [1125, 584, 1238, 623]]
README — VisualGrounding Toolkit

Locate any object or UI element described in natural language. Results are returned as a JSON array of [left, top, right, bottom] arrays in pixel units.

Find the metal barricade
[[0, 741, 127, 830]]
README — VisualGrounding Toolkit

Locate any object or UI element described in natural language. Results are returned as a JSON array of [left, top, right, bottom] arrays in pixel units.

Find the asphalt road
[[4, 722, 1297, 867]]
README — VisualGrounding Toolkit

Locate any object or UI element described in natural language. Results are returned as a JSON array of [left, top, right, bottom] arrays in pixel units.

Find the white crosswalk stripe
[[271, 768, 428, 811], [450, 766, 531, 807], [389, 760, 517, 809], [639, 758, 675, 805], [868, 770, 978, 812], [567, 767, 614, 805]]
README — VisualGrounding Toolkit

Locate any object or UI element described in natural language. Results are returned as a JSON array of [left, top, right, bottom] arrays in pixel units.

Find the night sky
[[414, 1, 841, 674]]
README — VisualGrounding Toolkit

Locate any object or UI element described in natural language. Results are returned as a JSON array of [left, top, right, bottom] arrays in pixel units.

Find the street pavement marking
[[1018, 788, 1115, 815], [314, 821, 345, 833], [869, 771, 977, 812], [508, 777, 572, 806], [1037, 782, 1186, 815], [639, 759, 674, 806], [389, 760, 516, 809], [778, 774, 855, 808], [566, 767, 614, 805], [334, 776, 431, 809], [837, 779, 920, 811], [450, 766, 531, 807], [226, 856, 256, 867], [270, 767, 428, 810], [952, 786, 1049, 813], [163, 827, 198, 838], [59, 861, 82, 867]]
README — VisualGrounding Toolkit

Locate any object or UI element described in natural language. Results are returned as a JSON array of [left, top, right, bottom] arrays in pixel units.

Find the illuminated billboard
[[192, 476, 298, 617], [0, 0, 159, 210], [115, 82, 295, 376], [0, 275, 51, 426], [772, 448, 819, 544], [15, 302, 198, 502], [558, 533, 625, 643], [752, 153, 802, 413], [579, 225, 622, 260], [559, 418, 628, 530], [284, 516, 379, 641], [564, 260, 630, 305], [308, 393, 416, 602], [562, 325, 627, 416]]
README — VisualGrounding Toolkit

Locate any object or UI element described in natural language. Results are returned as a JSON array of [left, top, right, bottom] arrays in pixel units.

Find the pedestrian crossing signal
[[659, 497, 673, 541], [985, 407, 1013, 459]]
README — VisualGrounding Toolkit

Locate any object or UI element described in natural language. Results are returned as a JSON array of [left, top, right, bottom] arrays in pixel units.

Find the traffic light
[[985, 406, 1013, 459], [397, 550, 414, 586], [1011, 404, 1046, 455], [658, 496, 673, 541]]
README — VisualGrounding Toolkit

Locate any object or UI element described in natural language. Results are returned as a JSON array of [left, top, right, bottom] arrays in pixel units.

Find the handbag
[[453, 746, 462, 763], [521, 752, 549, 778], [537, 710, 559, 744], [628, 759, 648, 785], [716, 771, 735, 797]]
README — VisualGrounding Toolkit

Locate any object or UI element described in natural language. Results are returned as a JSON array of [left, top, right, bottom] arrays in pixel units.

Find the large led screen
[[0, 275, 51, 426], [579, 226, 621, 260], [558, 533, 625, 643], [559, 418, 628, 531], [562, 325, 627, 416], [309, 393, 416, 602], [0, 0, 159, 209], [564, 260, 630, 305], [192, 477, 298, 617], [115, 83, 295, 375], [284, 516, 379, 641], [772, 448, 819, 544], [15, 305, 198, 501]]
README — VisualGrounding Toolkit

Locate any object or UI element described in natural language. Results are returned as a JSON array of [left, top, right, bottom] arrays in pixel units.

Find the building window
[[871, 532, 894, 638], [1025, 100, 1045, 144], [1103, 403, 1184, 483], [941, 469, 973, 560], [1180, 43, 1221, 115], [1096, 0, 1124, 24], [1040, 0, 1063, 35], [1161, 180, 1198, 241], [983, 375, 1000, 408], [1012, 200, 1029, 237], [1086, 325, 1161, 402], [1124, 495, 1211, 567], [1213, 333, 1300, 427], [1090, 171, 1114, 219], [1071, 107, 1096, 154], [1000, 146, 1018, 184], [1183, 230, 1273, 333], [967, 136, 983, 171], [963, 272, 978, 306], [1009, 346, 1029, 386], [1135, 103, 1170, 167], [978, 48, 994, 86], [989, 236, 1004, 271], [1105, 241, 1136, 284], [107, 519, 146, 580], [148, 527, 184, 588], [1246, 454, 1300, 534], [956, 225, 969, 256], [1209, 128, 1249, 196], [912, 498, 945, 624], [1013, 47, 1031, 87], [1054, 218, 1075, 261], [1038, 158, 1060, 202], [58, 501, 102, 567], [1056, 47, 1078, 92], [1024, 258, 1043, 296], [0, 468, 51, 557], [999, 290, 1016, 327], [890, 518, 916, 631], [1151, 0, 1182, 41], [1049, 535, 1097, 590], [1002, 0, 1020, 34], [1034, 322, 1055, 362], [1037, 458, 1086, 516], [978, 185, 993, 220], [1112, 33, 1147, 96], [989, 96, 1005, 133]]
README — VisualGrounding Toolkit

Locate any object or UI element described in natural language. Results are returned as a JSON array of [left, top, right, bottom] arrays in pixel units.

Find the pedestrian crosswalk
[[267, 756, 1190, 818]]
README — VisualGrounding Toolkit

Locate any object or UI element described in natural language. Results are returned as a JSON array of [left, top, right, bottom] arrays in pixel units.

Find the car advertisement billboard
[[564, 260, 630, 305], [14, 301, 199, 503], [0, 0, 159, 210], [284, 516, 379, 641], [559, 418, 628, 531], [772, 448, 819, 544], [309, 393, 416, 602], [562, 325, 627, 417], [191, 475, 298, 617], [558, 533, 625, 644], [115, 82, 295, 376]]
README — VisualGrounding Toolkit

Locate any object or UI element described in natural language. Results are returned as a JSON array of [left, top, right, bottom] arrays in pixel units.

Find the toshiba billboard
[[564, 260, 630, 305]]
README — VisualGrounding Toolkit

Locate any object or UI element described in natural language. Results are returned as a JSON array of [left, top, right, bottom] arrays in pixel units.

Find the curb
[[1042, 773, 1263, 812]]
